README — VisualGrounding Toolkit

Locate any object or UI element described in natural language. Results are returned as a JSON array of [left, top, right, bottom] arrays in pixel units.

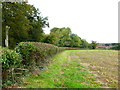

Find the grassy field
[[21, 50, 118, 88]]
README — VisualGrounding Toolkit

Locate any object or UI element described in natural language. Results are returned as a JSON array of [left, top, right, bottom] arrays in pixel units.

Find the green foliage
[[91, 41, 97, 49], [0, 47, 22, 87], [110, 43, 120, 50], [45, 27, 90, 48], [15, 42, 64, 66], [2, 2, 49, 49], [48, 27, 72, 47], [1, 42, 64, 87], [81, 39, 89, 48], [0, 47, 22, 69], [70, 34, 82, 47], [15, 42, 38, 66], [45, 27, 88, 48]]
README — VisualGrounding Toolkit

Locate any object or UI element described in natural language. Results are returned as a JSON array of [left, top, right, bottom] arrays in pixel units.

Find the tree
[[27, 6, 49, 42], [2, 2, 31, 48], [81, 39, 89, 48], [2, 2, 49, 49], [69, 34, 82, 47], [91, 41, 97, 49], [110, 43, 120, 50], [49, 27, 71, 47]]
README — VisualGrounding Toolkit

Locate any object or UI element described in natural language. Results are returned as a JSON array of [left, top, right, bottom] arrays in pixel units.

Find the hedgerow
[[1, 47, 22, 69], [0, 47, 22, 87], [15, 42, 65, 67]]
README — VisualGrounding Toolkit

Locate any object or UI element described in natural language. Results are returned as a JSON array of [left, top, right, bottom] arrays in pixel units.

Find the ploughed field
[[22, 50, 118, 88]]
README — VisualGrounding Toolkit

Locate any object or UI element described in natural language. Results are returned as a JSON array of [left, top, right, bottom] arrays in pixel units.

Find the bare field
[[74, 50, 118, 87]]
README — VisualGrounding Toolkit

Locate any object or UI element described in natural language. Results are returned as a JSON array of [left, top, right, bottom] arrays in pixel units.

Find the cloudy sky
[[28, 0, 119, 43]]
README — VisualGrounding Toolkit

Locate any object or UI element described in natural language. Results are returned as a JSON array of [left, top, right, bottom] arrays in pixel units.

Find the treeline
[[3, 2, 118, 50], [43, 27, 90, 48], [98, 43, 118, 46], [97, 43, 120, 50], [110, 43, 120, 50], [2, 2, 91, 49]]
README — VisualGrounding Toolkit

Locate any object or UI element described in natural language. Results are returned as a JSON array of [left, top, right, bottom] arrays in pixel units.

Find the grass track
[[22, 50, 118, 88]]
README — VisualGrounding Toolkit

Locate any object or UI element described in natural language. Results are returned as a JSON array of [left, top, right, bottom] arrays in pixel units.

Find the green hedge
[[15, 42, 65, 66], [0, 47, 22, 87], [0, 47, 22, 69]]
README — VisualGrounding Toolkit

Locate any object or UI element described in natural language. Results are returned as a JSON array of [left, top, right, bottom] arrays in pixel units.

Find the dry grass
[[75, 50, 118, 87]]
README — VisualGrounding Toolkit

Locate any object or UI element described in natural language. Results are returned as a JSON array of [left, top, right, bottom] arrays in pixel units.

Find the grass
[[21, 50, 112, 88], [1, 47, 118, 88]]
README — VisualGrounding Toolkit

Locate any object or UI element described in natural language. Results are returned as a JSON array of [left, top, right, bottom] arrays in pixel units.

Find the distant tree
[[49, 27, 71, 46], [70, 34, 82, 47], [111, 43, 117, 46], [81, 39, 89, 48], [91, 41, 97, 49], [44, 27, 89, 48], [105, 44, 110, 46], [110, 43, 120, 50]]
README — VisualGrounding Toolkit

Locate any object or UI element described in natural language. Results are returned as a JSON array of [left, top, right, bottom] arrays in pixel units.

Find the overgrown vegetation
[[15, 42, 64, 67], [0, 47, 22, 87], [1, 42, 64, 87]]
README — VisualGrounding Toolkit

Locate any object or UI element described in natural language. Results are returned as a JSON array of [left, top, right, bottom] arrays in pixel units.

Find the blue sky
[[28, 0, 119, 43]]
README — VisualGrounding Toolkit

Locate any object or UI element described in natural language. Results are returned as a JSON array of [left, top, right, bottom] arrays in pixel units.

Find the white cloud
[[28, 0, 119, 43]]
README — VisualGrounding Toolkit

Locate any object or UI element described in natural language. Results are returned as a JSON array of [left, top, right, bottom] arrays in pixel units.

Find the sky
[[28, 0, 119, 43]]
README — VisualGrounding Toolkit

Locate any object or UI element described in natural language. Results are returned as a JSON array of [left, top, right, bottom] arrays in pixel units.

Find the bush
[[15, 42, 64, 67], [0, 47, 22, 87], [0, 47, 22, 69], [15, 42, 39, 66]]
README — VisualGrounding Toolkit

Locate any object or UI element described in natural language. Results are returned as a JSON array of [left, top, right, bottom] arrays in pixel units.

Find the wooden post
[[5, 26, 10, 48]]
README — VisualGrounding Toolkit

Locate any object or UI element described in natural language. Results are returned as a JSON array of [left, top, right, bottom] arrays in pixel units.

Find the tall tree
[[70, 34, 82, 47], [2, 2, 48, 49], [49, 27, 71, 46]]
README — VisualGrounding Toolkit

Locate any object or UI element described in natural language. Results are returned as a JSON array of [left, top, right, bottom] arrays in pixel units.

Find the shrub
[[15, 42, 39, 66], [15, 42, 65, 67], [0, 47, 22, 69], [0, 47, 22, 87]]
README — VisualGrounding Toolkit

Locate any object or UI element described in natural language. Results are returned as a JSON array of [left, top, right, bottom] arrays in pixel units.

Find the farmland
[[22, 50, 118, 88], [2, 1, 119, 89]]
